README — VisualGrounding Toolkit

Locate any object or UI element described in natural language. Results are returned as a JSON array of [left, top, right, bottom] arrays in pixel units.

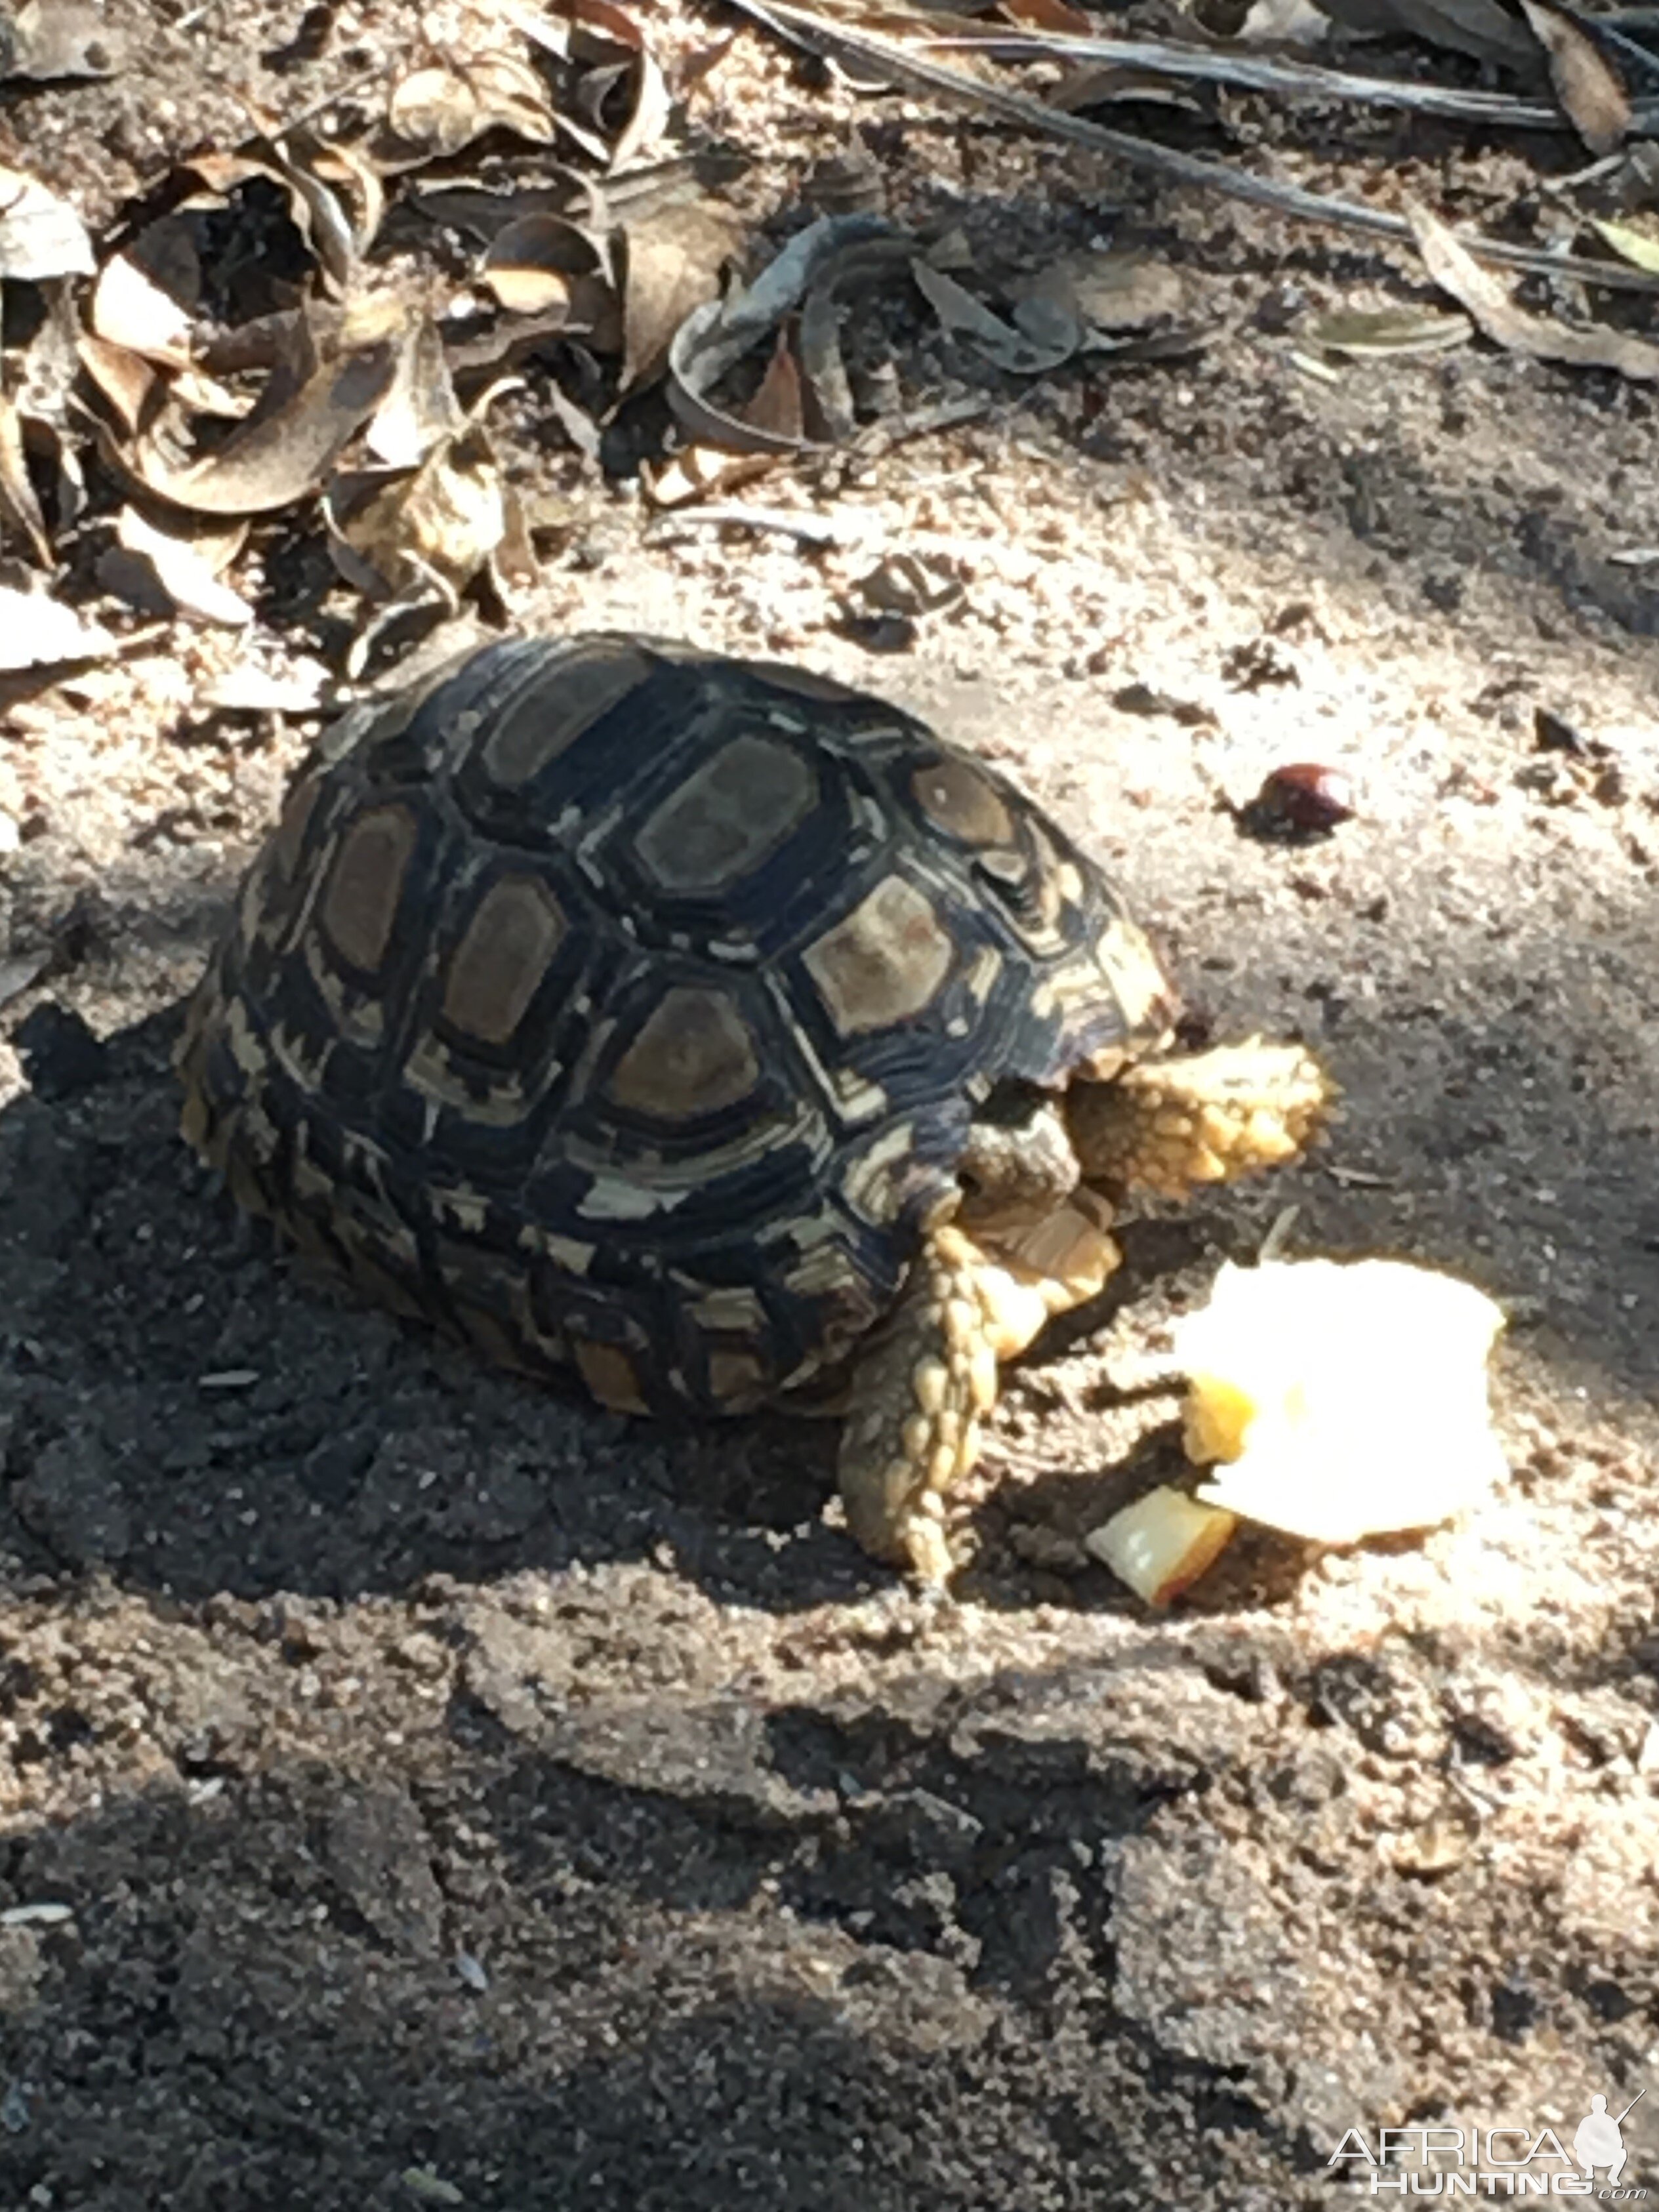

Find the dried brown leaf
[[1517, 0, 1630, 155], [676, 30, 739, 94], [308, 139, 386, 258], [90, 224, 199, 363], [669, 215, 902, 450], [182, 144, 359, 294], [493, 484, 540, 588], [642, 443, 776, 508], [76, 333, 157, 435], [912, 259, 1077, 373], [330, 426, 506, 602], [621, 202, 741, 394], [1015, 249, 1184, 337], [1046, 65, 1205, 114], [1591, 218, 1659, 276], [367, 319, 466, 468], [1306, 305, 1472, 356], [128, 341, 399, 516], [381, 56, 556, 165], [739, 331, 806, 442], [1409, 203, 1659, 382], [0, 168, 92, 280], [552, 0, 646, 54], [272, 148, 359, 293], [483, 213, 613, 323], [0, 586, 114, 670], [104, 504, 252, 626], [0, 396, 51, 565], [612, 47, 674, 167]]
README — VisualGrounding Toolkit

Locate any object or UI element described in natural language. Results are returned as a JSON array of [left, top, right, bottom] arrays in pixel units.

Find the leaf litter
[[0, 0, 1652, 682]]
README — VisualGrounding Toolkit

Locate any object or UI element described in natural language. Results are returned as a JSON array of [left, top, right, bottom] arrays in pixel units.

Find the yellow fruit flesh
[[1178, 1258, 1507, 1546]]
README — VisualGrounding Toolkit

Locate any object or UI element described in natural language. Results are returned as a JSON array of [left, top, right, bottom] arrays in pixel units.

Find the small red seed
[[1250, 762, 1357, 835]]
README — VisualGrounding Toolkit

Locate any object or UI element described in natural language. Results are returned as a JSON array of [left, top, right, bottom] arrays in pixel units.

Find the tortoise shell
[[178, 634, 1176, 1416]]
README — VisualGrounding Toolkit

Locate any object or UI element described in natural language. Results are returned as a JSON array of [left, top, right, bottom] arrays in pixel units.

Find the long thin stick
[[926, 29, 1576, 130], [735, 0, 1659, 295]]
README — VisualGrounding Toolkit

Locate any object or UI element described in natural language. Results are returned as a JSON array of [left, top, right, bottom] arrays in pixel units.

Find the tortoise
[[178, 633, 1327, 1578]]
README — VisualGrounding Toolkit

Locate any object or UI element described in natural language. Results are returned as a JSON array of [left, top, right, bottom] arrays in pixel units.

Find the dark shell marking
[[178, 635, 1174, 1416]]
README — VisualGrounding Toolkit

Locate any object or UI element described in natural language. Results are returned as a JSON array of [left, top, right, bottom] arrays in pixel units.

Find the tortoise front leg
[[838, 1203, 1120, 1580]]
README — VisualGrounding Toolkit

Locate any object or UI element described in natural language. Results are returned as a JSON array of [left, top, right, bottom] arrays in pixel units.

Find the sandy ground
[[0, 0, 1658, 2205]]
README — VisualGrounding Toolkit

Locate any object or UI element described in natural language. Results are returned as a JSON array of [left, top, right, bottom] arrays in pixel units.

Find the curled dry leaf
[[0, 586, 115, 671], [483, 213, 619, 340], [102, 505, 252, 626], [1517, 0, 1630, 155], [621, 201, 743, 395], [676, 30, 739, 96], [645, 329, 808, 506], [668, 213, 896, 447], [0, 168, 92, 281], [798, 232, 914, 438], [127, 339, 399, 516], [1521, 0, 1637, 155], [0, 395, 52, 565], [1014, 249, 1185, 341], [612, 46, 673, 168], [1409, 203, 1659, 383], [676, 214, 893, 390], [366, 318, 466, 469], [304, 138, 386, 262], [642, 441, 777, 508], [329, 419, 509, 605], [668, 302, 814, 455], [2, 297, 82, 560], [185, 141, 361, 297], [270, 147, 359, 295], [76, 333, 157, 435], [1305, 306, 1471, 356], [380, 54, 557, 166], [912, 259, 1077, 373], [1591, 218, 1659, 276], [737, 329, 805, 443], [1047, 65, 1207, 116], [91, 219, 199, 363]]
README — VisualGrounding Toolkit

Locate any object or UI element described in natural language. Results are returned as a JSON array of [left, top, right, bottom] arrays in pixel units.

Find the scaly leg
[[838, 1199, 1120, 1579]]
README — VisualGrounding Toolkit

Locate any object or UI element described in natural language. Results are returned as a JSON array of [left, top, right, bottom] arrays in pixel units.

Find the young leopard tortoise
[[178, 632, 1328, 1578]]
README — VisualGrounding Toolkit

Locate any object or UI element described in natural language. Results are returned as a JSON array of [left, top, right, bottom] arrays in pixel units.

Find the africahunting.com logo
[[1330, 2091, 1648, 2198]]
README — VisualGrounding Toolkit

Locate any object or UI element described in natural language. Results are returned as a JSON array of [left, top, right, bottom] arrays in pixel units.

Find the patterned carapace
[[178, 634, 1176, 1417]]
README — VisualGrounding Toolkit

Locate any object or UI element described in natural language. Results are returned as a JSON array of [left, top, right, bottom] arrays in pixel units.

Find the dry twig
[[735, 0, 1659, 295]]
